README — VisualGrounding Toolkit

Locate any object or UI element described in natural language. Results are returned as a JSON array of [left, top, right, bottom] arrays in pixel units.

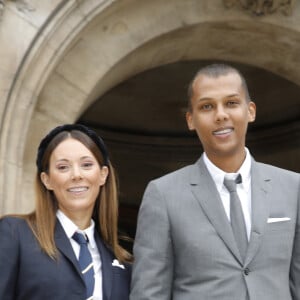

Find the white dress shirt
[[56, 210, 103, 300], [203, 148, 252, 240]]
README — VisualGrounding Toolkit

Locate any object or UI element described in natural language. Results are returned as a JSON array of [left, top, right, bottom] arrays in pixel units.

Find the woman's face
[[41, 137, 108, 219]]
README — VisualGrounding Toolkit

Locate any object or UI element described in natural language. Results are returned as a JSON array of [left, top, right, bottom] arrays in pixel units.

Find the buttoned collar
[[56, 210, 96, 249], [203, 148, 251, 193]]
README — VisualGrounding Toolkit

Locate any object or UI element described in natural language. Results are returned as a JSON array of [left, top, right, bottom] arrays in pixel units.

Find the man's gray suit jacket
[[130, 156, 300, 300]]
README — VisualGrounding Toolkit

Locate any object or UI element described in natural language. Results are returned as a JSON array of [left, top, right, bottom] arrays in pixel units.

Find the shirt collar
[[56, 210, 96, 249], [203, 148, 252, 193]]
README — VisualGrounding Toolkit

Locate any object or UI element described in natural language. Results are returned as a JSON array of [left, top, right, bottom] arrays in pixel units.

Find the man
[[130, 63, 300, 300]]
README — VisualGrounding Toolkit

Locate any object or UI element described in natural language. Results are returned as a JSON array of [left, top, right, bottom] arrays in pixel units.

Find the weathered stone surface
[[0, 0, 299, 214], [223, 0, 296, 16]]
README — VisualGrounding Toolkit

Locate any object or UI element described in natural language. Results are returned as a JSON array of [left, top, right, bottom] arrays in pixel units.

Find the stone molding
[[0, 0, 4, 20], [0, 0, 35, 18], [3, 1, 293, 23], [0, 0, 112, 214], [1, 0, 300, 214], [223, 0, 296, 16]]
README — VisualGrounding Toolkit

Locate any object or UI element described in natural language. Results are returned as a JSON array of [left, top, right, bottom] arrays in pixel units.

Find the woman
[[0, 124, 132, 300]]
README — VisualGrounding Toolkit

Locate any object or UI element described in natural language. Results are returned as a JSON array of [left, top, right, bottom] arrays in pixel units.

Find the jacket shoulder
[[255, 161, 299, 177], [0, 215, 28, 227], [0, 216, 33, 240], [254, 161, 299, 188], [151, 163, 195, 184]]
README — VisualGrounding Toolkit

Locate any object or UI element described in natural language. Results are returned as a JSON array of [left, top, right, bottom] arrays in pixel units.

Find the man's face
[[186, 72, 256, 162]]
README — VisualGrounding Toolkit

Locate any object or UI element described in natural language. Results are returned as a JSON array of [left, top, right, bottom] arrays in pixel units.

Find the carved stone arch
[[1, 0, 300, 213], [0, 0, 116, 213]]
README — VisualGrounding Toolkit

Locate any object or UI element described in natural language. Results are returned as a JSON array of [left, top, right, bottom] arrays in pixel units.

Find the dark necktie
[[224, 174, 248, 261], [72, 232, 95, 299]]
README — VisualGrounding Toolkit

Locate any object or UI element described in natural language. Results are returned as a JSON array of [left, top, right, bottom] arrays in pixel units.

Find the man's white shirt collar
[[203, 148, 252, 193]]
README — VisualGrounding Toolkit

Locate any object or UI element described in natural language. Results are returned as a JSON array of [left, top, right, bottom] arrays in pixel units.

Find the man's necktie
[[72, 232, 95, 299], [224, 174, 248, 261]]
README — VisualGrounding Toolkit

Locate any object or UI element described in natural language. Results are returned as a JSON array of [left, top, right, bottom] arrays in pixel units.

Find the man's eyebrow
[[196, 97, 214, 102], [226, 93, 240, 98], [196, 93, 240, 102]]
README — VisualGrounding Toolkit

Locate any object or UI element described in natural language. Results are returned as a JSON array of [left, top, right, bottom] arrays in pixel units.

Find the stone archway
[[1, 0, 300, 213]]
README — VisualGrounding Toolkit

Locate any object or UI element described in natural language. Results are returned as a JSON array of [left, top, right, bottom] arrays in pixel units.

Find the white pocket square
[[267, 217, 291, 223], [112, 259, 125, 269]]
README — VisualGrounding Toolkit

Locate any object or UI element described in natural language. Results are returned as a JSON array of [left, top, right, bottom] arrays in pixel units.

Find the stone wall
[[0, 0, 299, 214]]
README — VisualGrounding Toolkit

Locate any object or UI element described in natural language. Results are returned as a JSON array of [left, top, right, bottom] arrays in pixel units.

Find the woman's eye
[[82, 162, 93, 168], [57, 165, 69, 171]]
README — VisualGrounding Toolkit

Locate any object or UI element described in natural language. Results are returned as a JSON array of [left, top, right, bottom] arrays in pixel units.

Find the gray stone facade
[[0, 0, 299, 214]]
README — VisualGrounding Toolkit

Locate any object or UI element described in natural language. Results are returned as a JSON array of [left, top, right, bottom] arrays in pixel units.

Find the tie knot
[[72, 232, 88, 245], [224, 174, 242, 193]]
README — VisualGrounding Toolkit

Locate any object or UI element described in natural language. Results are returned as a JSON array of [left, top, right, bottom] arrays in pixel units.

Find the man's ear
[[186, 111, 195, 131], [40, 172, 53, 190], [248, 101, 256, 123]]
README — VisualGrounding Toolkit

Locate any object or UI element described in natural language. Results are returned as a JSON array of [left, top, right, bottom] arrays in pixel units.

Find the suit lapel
[[54, 220, 83, 277], [190, 156, 243, 264], [245, 160, 271, 265], [95, 232, 113, 300], [55, 219, 115, 299]]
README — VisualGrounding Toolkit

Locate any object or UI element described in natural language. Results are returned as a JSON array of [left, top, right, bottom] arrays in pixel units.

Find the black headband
[[36, 124, 109, 173]]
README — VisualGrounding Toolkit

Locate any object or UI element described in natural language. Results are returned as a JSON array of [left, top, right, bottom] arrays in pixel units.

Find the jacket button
[[244, 268, 250, 275]]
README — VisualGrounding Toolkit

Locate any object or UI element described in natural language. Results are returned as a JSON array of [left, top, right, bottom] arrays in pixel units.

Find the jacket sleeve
[[0, 217, 19, 300], [290, 174, 300, 300], [130, 181, 173, 300]]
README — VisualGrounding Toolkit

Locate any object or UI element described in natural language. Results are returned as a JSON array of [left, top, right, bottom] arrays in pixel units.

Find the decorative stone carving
[[15, 0, 35, 13], [0, 0, 35, 16], [0, 0, 5, 21], [223, 0, 296, 16]]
